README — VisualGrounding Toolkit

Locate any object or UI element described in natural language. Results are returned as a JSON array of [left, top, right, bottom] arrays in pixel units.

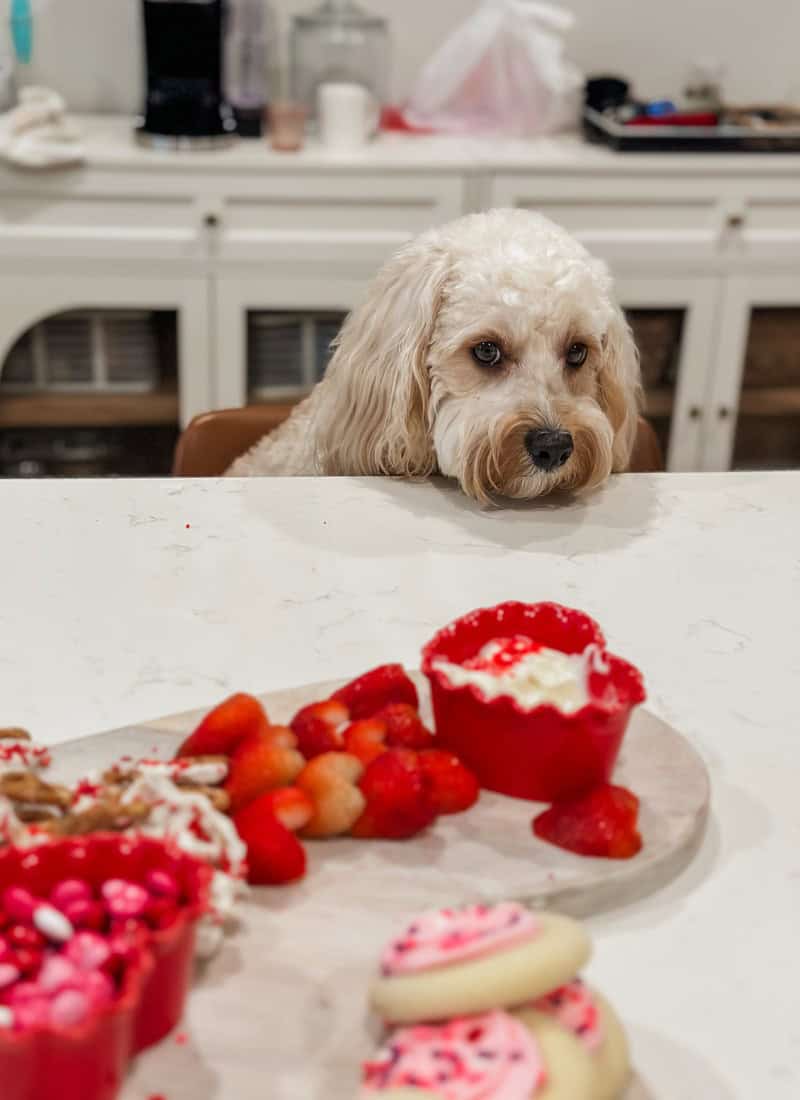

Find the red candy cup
[[0, 834, 210, 1100], [421, 602, 646, 801]]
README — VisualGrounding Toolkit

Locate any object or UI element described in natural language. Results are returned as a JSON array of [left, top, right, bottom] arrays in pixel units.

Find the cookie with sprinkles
[[370, 904, 590, 1025], [516, 983, 631, 1100], [361, 1010, 545, 1099]]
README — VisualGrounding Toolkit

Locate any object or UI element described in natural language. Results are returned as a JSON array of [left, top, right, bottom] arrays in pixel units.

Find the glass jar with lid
[[290, 0, 390, 125]]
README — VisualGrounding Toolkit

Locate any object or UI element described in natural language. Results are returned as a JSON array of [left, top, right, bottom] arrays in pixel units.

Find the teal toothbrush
[[10, 0, 33, 64]]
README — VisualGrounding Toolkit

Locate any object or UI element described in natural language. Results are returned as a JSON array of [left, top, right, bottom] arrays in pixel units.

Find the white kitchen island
[[0, 471, 796, 1098]]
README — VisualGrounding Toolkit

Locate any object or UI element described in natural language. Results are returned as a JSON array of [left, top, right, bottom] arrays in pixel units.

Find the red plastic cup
[[0, 834, 211, 1100], [421, 602, 646, 802]]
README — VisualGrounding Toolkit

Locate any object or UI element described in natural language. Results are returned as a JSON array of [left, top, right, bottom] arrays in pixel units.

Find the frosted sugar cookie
[[370, 903, 591, 1025], [361, 1010, 544, 1098], [516, 980, 630, 1100]]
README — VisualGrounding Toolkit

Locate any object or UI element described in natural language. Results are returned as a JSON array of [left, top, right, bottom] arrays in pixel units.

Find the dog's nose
[[525, 428, 574, 472]]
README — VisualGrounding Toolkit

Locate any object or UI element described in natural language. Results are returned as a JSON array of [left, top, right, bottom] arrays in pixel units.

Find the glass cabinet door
[[731, 308, 800, 470], [704, 277, 800, 471], [615, 277, 719, 471]]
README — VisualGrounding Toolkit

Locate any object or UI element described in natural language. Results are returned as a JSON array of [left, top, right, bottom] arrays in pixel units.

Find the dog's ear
[[598, 305, 642, 471], [313, 239, 450, 476]]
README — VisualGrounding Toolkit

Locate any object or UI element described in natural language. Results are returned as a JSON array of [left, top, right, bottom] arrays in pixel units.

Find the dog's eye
[[565, 342, 589, 368], [472, 341, 503, 367]]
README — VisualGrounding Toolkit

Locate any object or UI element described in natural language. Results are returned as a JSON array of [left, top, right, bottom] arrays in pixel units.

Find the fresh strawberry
[[290, 699, 350, 759], [373, 702, 434, 750], [418, 750, 480, 815], [297, 752, 366, 838], [532, 784, 642, 860], [234, 796, 307, 885], [351, 748, 436, 840], [332, 664, 418, 720], [256, 787, 314, 832], [176, 693, 269, 758], [224, 727, 305, 813], [343, 717, 388, 765]]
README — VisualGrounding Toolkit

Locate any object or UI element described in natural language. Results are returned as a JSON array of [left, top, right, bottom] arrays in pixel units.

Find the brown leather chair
[[173, 406, 664, 477]]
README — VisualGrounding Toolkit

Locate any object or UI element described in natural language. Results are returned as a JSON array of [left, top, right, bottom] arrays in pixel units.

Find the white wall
[[16, 0, 800, 116]]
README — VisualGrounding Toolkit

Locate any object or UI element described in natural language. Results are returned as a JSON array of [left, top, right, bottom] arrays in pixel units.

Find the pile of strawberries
[[175, 665, 479, 886]]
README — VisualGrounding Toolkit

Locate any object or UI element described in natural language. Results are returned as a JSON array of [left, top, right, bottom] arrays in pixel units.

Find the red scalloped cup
[[421, 602, 646, 801], [0, 834, 211, 1100]]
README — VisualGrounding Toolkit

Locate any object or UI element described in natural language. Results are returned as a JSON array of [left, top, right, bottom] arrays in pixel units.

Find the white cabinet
[[1, 117, 799, 472]]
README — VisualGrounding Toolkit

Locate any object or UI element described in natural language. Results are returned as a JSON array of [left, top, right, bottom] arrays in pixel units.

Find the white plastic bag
[[403, 0, 582, 137]]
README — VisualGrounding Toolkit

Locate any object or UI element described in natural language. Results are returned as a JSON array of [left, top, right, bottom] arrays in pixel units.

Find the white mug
[[317, 82, 379, 149]]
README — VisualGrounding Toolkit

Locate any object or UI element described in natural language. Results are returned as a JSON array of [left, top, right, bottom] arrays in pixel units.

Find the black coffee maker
[[137, 0, 236, 147]]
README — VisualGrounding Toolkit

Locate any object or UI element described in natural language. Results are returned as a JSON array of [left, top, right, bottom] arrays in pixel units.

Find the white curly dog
[[227, 208, 642, 503]]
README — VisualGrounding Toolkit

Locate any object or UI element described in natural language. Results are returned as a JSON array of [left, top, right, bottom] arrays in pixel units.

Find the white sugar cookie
[[370, 911, 591, 1025], [365, 1093, 440, 1099], [591, 990, 631, 1100], [515, 1008, 595, 1100]]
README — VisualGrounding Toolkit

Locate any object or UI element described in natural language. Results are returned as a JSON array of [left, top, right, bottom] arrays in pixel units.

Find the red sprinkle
[[174, 1031, 188, 1045]]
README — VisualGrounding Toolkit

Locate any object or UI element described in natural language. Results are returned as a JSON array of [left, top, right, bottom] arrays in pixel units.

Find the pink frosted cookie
[[371, 906, 590, 1025], [361, 1010, 544, 1099], [516, 985, 631, 1100]]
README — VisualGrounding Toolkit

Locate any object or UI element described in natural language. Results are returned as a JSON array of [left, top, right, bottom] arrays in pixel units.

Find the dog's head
[[316, 208, 641, 503]]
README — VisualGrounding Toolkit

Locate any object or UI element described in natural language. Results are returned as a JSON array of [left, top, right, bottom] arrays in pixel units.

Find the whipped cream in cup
[[432, 636, 610, 715]]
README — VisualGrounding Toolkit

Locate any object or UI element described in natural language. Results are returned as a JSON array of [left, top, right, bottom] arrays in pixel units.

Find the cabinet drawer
[[736, 184, 800, 261], [490, 176, 721, 264], [0, 170, 202, 262], [218, 174, 465, 263]]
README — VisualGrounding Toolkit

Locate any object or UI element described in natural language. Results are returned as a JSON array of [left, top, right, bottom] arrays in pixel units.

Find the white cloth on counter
[[0, 85, 84, 168]]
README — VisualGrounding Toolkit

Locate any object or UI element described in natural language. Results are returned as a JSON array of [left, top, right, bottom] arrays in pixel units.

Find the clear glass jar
[[290, 0, 390, 124]]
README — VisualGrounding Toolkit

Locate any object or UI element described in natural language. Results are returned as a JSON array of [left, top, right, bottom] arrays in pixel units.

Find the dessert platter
[[0, 602, 710, 1099]]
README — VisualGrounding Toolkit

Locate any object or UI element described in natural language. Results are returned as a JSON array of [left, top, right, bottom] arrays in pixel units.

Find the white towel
[[0, 85, 84, 168]]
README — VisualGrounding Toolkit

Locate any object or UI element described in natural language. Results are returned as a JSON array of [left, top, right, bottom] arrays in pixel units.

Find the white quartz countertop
[[0, 471, 798, 1098], [16, 114, 800, 176]]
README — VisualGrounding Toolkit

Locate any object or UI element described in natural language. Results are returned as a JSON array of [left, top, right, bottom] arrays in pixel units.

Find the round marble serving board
[[46, 672, 708, 1100]]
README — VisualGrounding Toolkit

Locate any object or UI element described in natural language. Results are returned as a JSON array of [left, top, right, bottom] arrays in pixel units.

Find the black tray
[[583, 106, 800, 153]]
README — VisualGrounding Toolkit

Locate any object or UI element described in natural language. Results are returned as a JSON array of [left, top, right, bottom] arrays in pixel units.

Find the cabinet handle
[[726, 213, 745, 230], [718, 406, 732, 419], [689, 406, 702, 420], [204, 213, 220, 229]]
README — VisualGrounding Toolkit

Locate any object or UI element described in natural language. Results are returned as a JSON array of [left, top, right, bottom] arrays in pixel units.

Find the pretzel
[[0, 728, 31, 742], [0, 773, 72, 810], [39, 796, 152, 837]]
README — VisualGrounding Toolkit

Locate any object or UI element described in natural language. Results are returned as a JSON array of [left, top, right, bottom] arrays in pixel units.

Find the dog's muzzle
[[525, 428, 574, 472]]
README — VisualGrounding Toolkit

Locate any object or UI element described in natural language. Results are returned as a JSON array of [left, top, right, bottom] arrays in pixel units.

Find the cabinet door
[[0, 271, 211, 427], [214, 274, 368, 409], [704, 276, 800, 470], [607, 276, 719, 471]]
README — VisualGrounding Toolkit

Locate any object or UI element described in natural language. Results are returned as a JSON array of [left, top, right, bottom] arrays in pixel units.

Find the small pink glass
[[268, 102, 307, 152]]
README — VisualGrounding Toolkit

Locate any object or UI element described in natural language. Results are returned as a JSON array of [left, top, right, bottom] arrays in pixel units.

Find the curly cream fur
[[227, 208, 641, 502]]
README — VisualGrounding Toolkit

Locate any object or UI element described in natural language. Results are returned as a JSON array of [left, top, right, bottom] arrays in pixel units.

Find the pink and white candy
[[101, 879, 149, 919]]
